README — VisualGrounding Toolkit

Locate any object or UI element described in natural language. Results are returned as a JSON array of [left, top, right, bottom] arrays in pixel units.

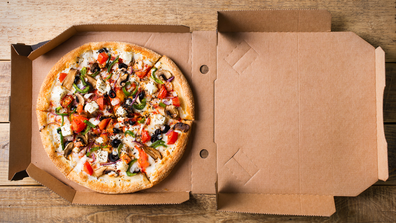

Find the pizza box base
[[9, 10, 388, 216]]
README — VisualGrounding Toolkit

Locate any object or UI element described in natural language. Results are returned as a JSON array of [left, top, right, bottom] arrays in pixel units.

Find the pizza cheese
[[36, 42, 194, 194]]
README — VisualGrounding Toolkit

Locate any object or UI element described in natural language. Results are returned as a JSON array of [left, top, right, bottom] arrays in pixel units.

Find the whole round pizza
[[36, 42, 194, 194]]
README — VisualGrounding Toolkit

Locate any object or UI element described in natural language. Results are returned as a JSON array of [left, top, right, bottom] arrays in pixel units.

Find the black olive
[[128, 120, 136, 126], [109, 153, 119, 162], [151, 129, 162, 143], [133, 169, 141, 174], [98, 48, 108, 53], [138, 91, 145, 101], [111, 139, 121, 148], [113, 128, 121, 134], [57, 128, 61, 134], [125, 98, 133, 106], [118, 63, 128, 69], [161, 124, 170, 134], [74, 75, 80, 84], [99, 116, 107, 121], [109, 89, 116, 98], [90, 63, 100, 73]]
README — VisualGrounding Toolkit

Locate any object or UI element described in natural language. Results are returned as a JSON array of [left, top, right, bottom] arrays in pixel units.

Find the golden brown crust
[[158, 56, 195, 120], [67, 170, 151, 194]]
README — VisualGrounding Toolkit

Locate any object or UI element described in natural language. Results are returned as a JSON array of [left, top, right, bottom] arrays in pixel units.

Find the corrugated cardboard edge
[[375, 47, 388, 181], [26, 163, 76, 203], [217, 9, 331, 32], [217, 193, 335, 217], [8, 44, 32, 180], [28, 24, 190, 60], [72, 191, 190, 205]]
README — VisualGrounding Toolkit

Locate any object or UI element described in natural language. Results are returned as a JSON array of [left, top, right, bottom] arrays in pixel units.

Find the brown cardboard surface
[[9, 45, 32, 180], [216, 31, 385, 215], [375, 47, 388, 181], [218, 10, 331, 32]]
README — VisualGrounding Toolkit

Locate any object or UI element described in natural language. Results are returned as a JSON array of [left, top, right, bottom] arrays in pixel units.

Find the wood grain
[[385, 63, 396, 122], [0, 123, 39, 186], [1, 0, 395, 61], [0, 186, 395, 222], [0, 62, 10, 122]]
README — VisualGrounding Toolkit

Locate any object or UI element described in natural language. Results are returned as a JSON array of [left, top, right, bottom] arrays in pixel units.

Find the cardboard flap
[[26, 163, 76, 203], [72, 191, 189, 205], [9, 45, 32, 180], [191, 31, 218, 193], [28, 24, 190, 60], [218, 10, 331, 32], [375, 47, 388, 181], [217, 193, 335, 216]]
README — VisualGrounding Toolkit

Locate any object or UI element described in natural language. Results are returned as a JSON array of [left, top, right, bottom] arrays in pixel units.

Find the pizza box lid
[[8, 10, 388, 216]]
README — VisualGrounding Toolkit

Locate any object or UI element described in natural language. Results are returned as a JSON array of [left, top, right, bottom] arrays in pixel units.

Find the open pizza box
[[9, 10, 388, 216]]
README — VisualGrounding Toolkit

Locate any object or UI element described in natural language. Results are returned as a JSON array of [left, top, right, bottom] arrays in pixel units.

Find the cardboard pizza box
[[9, 10, 388, 216]]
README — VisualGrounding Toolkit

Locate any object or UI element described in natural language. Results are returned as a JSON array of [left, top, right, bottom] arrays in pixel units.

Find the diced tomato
[[121, 154, 132, 164], [135, 70, 147, 79], [97, 52, 108, 64], [60, 95, 74, 108], [172, 97, 180, 107], [71, 115, 88, 133], [59, 72, 68, 82], [118, 58, 123, 64], [77, 104, 84, 114], [167, 131, 178, 145], [135, 146, 149, 172], [83, 161, 93, 175], [106, 119, 114, 133], [145, 117, 150, 125], [98, 118, 110, 130], [158, 85, 167, 99], [141, 130, 151, 143], [96, 97, 106, 110]]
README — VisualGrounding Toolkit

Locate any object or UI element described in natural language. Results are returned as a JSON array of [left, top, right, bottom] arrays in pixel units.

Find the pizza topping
[[62, 69, 78, 90], [51, 85, 67, 102], [152, 114, 166, 126], [97, 150, 108, 163], [167, 131, 178, 145], [117, 73, 129, 88], [75, 134, 88, 147], [75, 93, 85, 106], [156, 69, 172, 82], [83, 161, 94, 175], [141, 130, 151, 143], [63, 142, 74, 160], [173, 122, 190, 132], [143, 145, 162, 160], [157, 85, 167, 99], [61, 123, 73, 137], [145, 81, 158, 95], [85, 75, 97, 88], [85, 101, 99, 114], [116, 160, 129, 172], [120, 51, 133, 65], [93, 166, 107, 177], [90, 62, 100, 74], [165, 105, 179, 119], [97, 52, 109, 65], [160, 124, 171, 134], [115, 106, 127, 117]]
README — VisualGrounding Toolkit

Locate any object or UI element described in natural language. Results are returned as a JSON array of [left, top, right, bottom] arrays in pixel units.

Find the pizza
[[36, 42, 194, 194]]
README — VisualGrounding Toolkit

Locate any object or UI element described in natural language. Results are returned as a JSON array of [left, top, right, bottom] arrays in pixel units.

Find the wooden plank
[[1, 0, 395, 61], [0, 123, 39, 186], [384, 63, 396, 122], [0, 62, 10, 122], [0, 186, 395, 222]]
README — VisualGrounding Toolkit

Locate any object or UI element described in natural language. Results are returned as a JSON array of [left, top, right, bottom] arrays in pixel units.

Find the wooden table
[[1, 1, 396, 221]]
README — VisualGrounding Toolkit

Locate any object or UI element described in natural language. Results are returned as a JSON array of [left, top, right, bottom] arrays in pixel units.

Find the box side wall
[[217, 193, 335, 216], [375, 47, 388, 181], [9, 45, 32, 180], [217, 10, 331, 32]]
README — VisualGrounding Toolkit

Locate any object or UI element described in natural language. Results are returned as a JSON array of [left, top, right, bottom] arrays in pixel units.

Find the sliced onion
[[131, 91, 139, 105], [64, 135, 74, 141], [133, 141, 144, 147], [166, 129, 173, 136], [162, 100, 171, 105], [167, 76, 174, 82], [101, 162, 116, 166]]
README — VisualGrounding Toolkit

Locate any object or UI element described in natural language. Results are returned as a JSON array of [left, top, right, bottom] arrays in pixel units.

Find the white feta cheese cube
[[116, 161, 129, 172], [95, 137, 104, 144], [85, 101, 99, 114], [96, 150, 108, 163], [116, 106, 127, 117], [96, 78, 107, 94], [89, 118, 100, 126], [145, 81, 158, 95], [61, 123, 73, 136], [120, 51, 133, 64]]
